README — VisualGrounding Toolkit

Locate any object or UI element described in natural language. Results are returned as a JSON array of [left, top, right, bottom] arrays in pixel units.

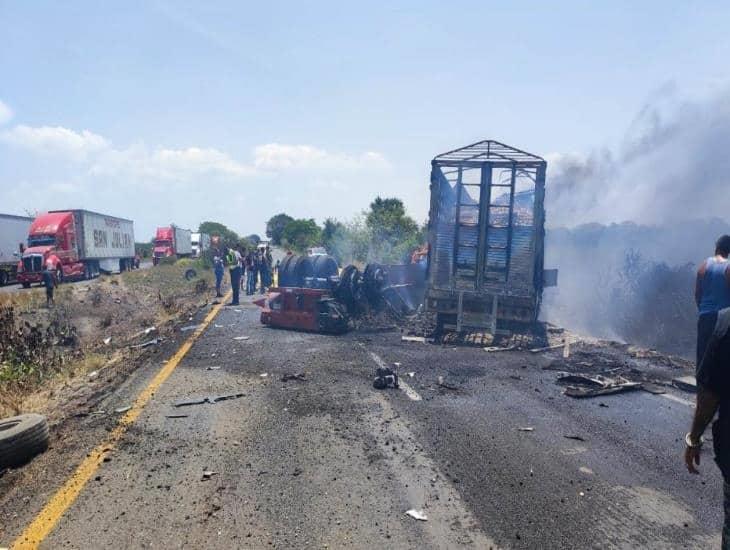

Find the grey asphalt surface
[[2, 295, 723, 549]]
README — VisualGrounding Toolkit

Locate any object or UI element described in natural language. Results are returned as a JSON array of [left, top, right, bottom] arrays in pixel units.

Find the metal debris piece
[[407, 372, 415, 378], [641, 383, 667, 395], [281, 373, 307, 382], [260, 373, 268, 378], [437, 375, 458, 391], [174, 392, 246, 407], [130, 338, 161, 349], [114, 406, 132, 414], [402, 335, 426, 343], [484, 345, 517, 352], [180, 324, 200, 332], [165, 414, 189, 418], [557, 373, 641, 398], [672, 376, 697, 393], [88, 370, 99, 380], [103, 337, 112, 345], [374, 367, 399, 390], [233, 336, 250, 341], [564, 435, 586, 442], [517, 427, 535, 432], [206, 366, 221, 371], [202, 470, 218, 480], [530, 343, 566, 353], [405, 509, 428, 521]]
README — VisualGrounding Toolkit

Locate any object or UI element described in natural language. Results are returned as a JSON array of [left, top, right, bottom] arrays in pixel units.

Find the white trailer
[[191, 232, 210, 258], [0, 213, 33, 285], [173, 226, 193, 256]]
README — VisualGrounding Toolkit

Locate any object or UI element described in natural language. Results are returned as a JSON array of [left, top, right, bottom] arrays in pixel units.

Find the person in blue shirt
[[695, 235, 730, 367], [213, 250, 224, 298]]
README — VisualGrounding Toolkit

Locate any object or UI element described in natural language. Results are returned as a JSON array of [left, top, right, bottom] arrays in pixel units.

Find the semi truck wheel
[[83, 263, 91, 280], [56, 268, 63, 284], [22, 282, 31, 289], [0, 414, 49, 469], [0, 271, 7, 286]]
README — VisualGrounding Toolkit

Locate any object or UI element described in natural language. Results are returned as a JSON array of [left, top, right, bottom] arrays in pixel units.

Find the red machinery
[[254, 287, 349, 334]]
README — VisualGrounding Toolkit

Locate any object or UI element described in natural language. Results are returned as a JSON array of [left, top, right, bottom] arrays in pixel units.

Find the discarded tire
[[0, 414, 49, 469], [184, 268, 197, 281], [278, 255, 297, 287]]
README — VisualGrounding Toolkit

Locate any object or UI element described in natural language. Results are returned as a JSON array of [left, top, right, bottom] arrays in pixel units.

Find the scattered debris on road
[[437, 376, 459, 391], [557, 373, 642, 398], [88, 370, 99, 380], [201, 470, 218, 480], [517, 427, 535, 432], [402, 335, 427, 344], [259, 373, 269, 378], [130, 338, 161, 349], [281, 373, 307, 382], [405, 509, 428, 521], [233, 336, 250, 341], [165, 414, 189, 419], [103, 337, 112, 345], [374, 366, 399, 389], [672, 375, 697, 393], [114, 406, 131, 414], [174, 392, 246, 407], [564, 434, 587, 442], [206, 366, 221, 371], [530, 343, 566, 353], [180, 324, 199, 332], [484, 345, 517, 352]]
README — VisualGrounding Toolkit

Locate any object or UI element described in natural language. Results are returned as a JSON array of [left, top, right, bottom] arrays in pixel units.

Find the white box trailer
[[191, 232, 210, 258], [70, 210, 135, 273], [0, 213, 33, 285], [174, 226, 193, 256]]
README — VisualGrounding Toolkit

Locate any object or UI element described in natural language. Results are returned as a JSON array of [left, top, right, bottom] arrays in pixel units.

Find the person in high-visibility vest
[[226, 246, 243, 305]]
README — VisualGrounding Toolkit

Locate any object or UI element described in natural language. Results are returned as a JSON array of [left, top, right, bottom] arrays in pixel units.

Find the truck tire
[[278, 255, 297, 287], [56, 268, 63, 284], [0, 270, 7, 286], [312, 255, 338, 280], [22, 282, 31, 289], [83, 263, 91, 280], [0, 414, 49, 469]]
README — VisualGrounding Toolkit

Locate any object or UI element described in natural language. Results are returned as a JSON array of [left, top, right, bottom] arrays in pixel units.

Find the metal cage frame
[[426, 140, 547, 330]]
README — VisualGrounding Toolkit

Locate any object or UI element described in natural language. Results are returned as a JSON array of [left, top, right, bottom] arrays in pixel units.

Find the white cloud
[[89, 144, 255, 183], [0, 100, 12, 125], [0, 125, 108, 161], [254, 143, 390, 172]]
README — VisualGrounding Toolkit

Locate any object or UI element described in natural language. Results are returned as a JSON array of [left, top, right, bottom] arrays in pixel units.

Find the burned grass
[[0, 261, 215, 419]]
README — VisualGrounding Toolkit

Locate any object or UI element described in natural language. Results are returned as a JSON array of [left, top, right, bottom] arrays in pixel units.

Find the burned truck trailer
[[426, 140, 555, 333]]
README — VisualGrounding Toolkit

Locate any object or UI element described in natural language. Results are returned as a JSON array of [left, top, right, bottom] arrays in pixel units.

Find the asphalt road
[[2, 295, 723, 549]]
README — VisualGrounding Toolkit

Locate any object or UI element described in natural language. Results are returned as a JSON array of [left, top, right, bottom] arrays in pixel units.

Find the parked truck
[[17, 209, 135, 287], [191, 232, 210, 258], [153, 225, 192, 265], [425, 140, 557, 334], [0, 213, 33, 286]]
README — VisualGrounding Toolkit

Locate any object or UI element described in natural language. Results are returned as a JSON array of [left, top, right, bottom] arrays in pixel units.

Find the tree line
[[266, 197, 425, 264]]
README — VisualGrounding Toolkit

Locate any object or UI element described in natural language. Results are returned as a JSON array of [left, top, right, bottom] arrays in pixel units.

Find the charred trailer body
[[426, 140, 551, 334]]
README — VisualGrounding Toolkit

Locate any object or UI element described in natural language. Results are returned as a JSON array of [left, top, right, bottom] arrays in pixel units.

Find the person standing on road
[[213, 251, 224, 298], [245, 251, 255, 295], [42, 260, 57, 308], [226, 246, 243, 306], [696, 235, 730, 367], [686, 307, 730, 546]]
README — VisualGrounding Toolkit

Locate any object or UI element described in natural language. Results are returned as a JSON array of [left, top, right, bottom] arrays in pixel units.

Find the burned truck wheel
[[312, 255, 338, 280], [278, 255, 297, 287], [362, 262, 388, 306], [0, 414, 49, 469], [334, 265, 363, 312]]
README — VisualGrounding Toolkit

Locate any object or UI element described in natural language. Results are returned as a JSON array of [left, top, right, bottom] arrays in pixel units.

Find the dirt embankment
[[0, 262, 216, 420]]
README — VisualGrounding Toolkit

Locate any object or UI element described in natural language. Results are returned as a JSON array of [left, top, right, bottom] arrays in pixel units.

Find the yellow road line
[[11, 291, 232, 550]]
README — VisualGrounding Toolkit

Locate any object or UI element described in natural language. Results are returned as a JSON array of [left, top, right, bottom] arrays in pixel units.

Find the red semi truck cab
[[152, 225, 193, 265], [17, 210, 135, 287]]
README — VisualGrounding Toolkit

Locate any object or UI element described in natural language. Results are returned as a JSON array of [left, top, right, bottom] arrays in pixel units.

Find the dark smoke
[[542, 85, 730, 357]]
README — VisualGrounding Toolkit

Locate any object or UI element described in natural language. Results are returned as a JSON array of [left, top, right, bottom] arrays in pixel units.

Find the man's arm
[[696, 261, 707, 307], [685, 385, 721, 473]]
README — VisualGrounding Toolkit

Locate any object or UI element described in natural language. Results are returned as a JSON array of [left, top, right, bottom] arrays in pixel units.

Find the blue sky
[[1, 1, 730, 239]]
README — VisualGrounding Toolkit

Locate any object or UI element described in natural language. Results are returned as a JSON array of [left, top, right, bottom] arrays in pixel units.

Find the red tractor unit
[[255, 287, 348, 334]]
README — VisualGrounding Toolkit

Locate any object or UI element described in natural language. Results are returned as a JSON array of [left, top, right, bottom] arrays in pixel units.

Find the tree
[[265, 213, 294, 245], [281, 218, 322, 252], [245, 234, 262, 245], [321, 218, 344, 248], [364, 197, 422, 263], [199, 221, 239, 250]]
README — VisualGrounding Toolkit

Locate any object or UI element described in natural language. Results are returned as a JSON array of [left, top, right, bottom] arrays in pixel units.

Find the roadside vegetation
[[0, 261, 215, 418]]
